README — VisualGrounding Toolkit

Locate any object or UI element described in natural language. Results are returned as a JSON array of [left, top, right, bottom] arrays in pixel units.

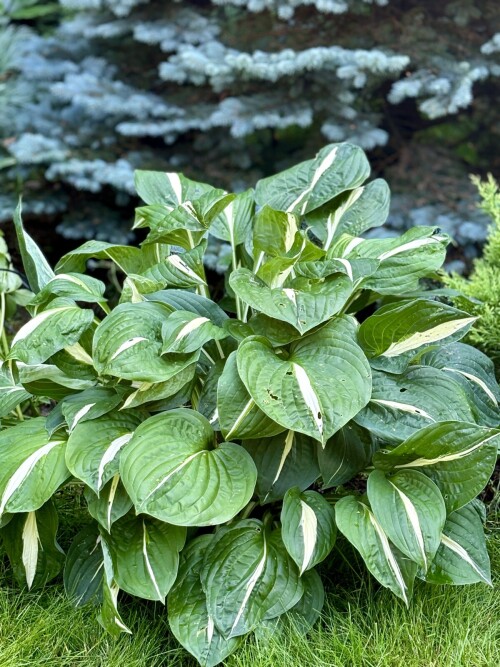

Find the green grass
[[1, 519, 499, 667]]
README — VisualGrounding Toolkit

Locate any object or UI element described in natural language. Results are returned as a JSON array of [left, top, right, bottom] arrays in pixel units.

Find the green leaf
[[425, 501, 491, 586], [245, 313, 303, 346], [121, 363, 196, 410], [66, 411, 140, 493], [372, 422, 499, 513], [93, 301, 197, 382], [243, 431, 319, 504], [335, 495, 417, 604], [1, 500, 64, 589], [367, 470, 446, 571], [355, 366, 476, 443], [135, 170, 213, 207], [141, 242, 207, 289], [55, 240, 143, 275], [286, 568, 325, 634], [210, 189, 254, 247], [201, 520, 303, 638], [168, 535, 243, 667], [13, 199, 55, 293], [161, 310, 227, 354], [84, 476, 133, 533], [120, 409, 257, 526], [64, 524, 104, 607], [217, 352, 285, 440], [103, 512, 186, 602], [294, 257, 379, 284], [281, 488, 337, 574], [145, 289, 228, 327], [318, 422, 375, 488], [0, 418, 68, 520], [97, 538, 132, 637], [237, 317, 371, 444], [0, 365, 31, 418], [29, 273, 107, 308], [17, 361, 96, 399], [9, 299, 94, 365], [358, 300, 476, 373], [255, 143, 370, 215], [230, 268, 353, 334], [61, 387, 124, 432], [253, 206, 299, 257]]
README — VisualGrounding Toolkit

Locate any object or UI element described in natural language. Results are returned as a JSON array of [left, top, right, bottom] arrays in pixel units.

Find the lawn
[[1, 512, 498, 667]]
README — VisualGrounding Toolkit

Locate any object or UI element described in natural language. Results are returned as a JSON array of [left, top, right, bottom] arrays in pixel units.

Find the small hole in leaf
[[267, 390, 279, 400], [400, 388, 407, 393]]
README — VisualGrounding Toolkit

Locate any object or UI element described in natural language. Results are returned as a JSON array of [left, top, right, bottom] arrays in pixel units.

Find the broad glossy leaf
[[210, 189, 254, 247], [104, 512, 186, 602], [318, 422, 375, 489], [201, 520, 303, 638], [161, 310, 227, 355], [281, 488, 336, 574], [335, 495, 417, 604], [85, 475, 133, 532], [237, 317, 371, 445], [372, 421, 499, 513], [121, 363, 196, 410], [0, 365, 31, 418], [97, 537, 132, 637], [29, 273, 106, 307], [168, 535, 242, 667], [253, 206, 299, 257], [120, 409, 257, 526], [286, 569, 325, 634], [358, 300, 476, 373], [61, 387, 124, 432], [197, 360, 224, 428], [141, 242, 207, 288], [230, 268, 353, 334], [66, 411, 140, 493], [1, 500, 64, 589], [355, 366, 475, 443], [145, 289, 228, 326], [0, 418, 68, 520], [217, 352, 284, 440], [367, 470, 446, 571], [9, 298, 94, 365], [295, 257, 379, 284], [255, 143, 370, 215], [425, 501, 491, 586], [246, 313, 303, 346], [93, 301, 197, 382], [17, 361, 96, 399], [64, 524, 104, 606], [243, 430, 319, 503], [13, 200, 54, 293], [135, 169, 213, 207], [55, 240, 143, 275]]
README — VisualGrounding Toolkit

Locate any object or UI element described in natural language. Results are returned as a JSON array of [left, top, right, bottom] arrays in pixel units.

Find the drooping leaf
[[29, 273, 107, 308], [13, 199, 55, 293], [64, 524, 104, 607], [120, 409, 257, 526], [201, 520, 303, 638], [0, 365, 31, 418], [237, 317, 371, 445], [286, 568, 325, 634], [84, 475, 133, 533], [121, 363, 196, 410], [210, 189, 255, 247], [281, 488, 337, 574], [367, 469, 446, 571], [17, 361, 96, 399], [97, 538, 132, 637], [318, 422, 375, 488], [135, 170, 213, 208], [141, 242, 207, 289], [373, 421, 499, 512], [55, 240, 143, 275]]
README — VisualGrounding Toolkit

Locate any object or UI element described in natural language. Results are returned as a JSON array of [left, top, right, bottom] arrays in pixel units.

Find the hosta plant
[[1, 143, 499, 666]]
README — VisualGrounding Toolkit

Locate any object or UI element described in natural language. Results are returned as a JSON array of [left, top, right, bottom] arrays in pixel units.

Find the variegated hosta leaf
[[245, 313, 303, 346], [425, 500, 491, 586], [9, 298, 94, 365], [294, 257, 379, 285], [17, 361, 96, 399], [168, 535, 243, 667], [318, 422, 375, 489], [92, 301, 197, 382], [354, 366, 475, 443], [230, 268, 353, 334], [367, 470, 446, 571], [50, 345, 98, 382], [0, 418, 68, 520], [373, 421, 499, 513], [141, 242, 207, 289], [0, 365, 31, 418], [55, 240, 143, 275], [120, 409, 257, 526], [135, 169, 213, 208], [281, 488, 337, 575], [196, 360, 224, 428], [61, 387, 124, 432], [102, 512, 186, 602], [243, 431, 320, 504], [252, 205, 300, 258], [217, 352, 285, 440], [286, 569, 325, 635], [121, 363, 197, 410], [64, 524, 104, 607], [0, 500, 64, 589], [210, 189, 254, 247], [84, 476, 133, 533], [161, 310, 227, 355], [255, 142, 370, 215], [201, 520, 304, 639], [14, 200, 54, 293], [335, 495, 417, 605], [237, 317, 372, 445], [97, 537, 132, 637], [306, 178, 390, 248], [358, 299, 476, 373], [420, 342, 500, 428], [145, 289, 228, 327], [65, 411, 140, 493], [29, 272, 107, 307], [344, 227, 449, 294]]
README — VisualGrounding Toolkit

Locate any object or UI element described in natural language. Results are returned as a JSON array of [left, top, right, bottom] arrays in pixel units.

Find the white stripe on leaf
[[225, 398, 255, 441], [109, 337, 148, 362], [69, 403, 96, 432], [166, 255, 205, 284], [12, 307, 73, 344], [392, 483, 427, 569], [443, 368, 498, 406], [166, 172, 183, 204], [292, 363, 323, 438], [378, 236, 446, 261], [174, 317, 209, 342], [382, 318, 476, 357], [230, 534, 267, 636], [142, 520, 164, 601], [368, 511, 408, 604], [299, 500, 318, 575], [22, 511, 39, 589], [286, 147, 338, 214], [97, 433, 134, 492], [441, 534, 491, 586], [371, 399, 435, 421]]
